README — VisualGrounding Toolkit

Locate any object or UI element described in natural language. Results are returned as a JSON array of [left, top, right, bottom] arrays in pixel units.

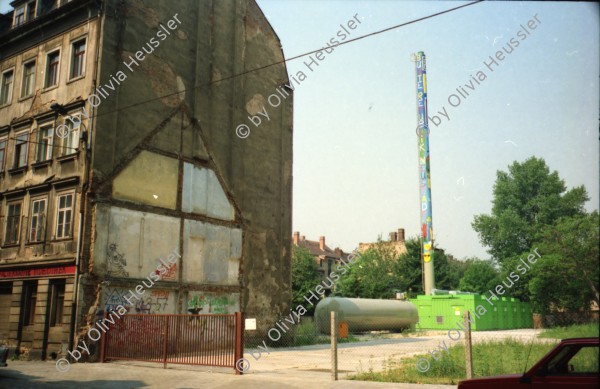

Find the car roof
[[560, 337, 599, 344]]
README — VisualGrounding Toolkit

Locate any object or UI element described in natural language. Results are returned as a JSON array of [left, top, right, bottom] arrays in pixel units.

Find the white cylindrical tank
[[315, 297, 419, 334]]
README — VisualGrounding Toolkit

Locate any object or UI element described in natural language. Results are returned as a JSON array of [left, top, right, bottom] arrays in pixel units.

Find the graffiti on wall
[[104, 287, 171, 314], [157, 261, 177, 281], [134, 290, 170, 314], [104, 287, 132, 313], [186, 293, 237, 314], [106, 243, 129, 277]]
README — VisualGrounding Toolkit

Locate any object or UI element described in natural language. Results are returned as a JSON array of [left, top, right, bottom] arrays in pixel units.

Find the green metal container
[[515, 300, 524, 328], [473, 294, 495, 330], [505, 297, 513, 329], [411, 293, 532, 331]]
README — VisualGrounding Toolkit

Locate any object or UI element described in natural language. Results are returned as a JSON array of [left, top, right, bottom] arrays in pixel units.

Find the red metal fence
[[100, 313, 244, 374]]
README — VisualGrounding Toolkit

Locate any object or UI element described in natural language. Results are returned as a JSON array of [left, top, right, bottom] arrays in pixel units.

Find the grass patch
[[538, 322, 599, 339], [350, 338, 559, 385]]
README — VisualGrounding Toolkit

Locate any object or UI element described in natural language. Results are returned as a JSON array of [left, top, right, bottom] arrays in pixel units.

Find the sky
[[2, 1, 598, 260], [254, 0, 599, 259]]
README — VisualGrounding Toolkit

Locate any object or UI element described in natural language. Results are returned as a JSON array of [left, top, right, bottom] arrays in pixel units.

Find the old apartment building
[[0, 0, 292, 360], [292, 232, 347, 294], [359, 228, 408, 256]]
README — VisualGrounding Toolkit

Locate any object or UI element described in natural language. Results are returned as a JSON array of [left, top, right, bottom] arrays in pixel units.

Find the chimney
[[319, 236, 325, 250], [398, 228, 405, 242], [300, 235, 305, 242], [293, 231, 300, 245], [389, 232, 397, 242]]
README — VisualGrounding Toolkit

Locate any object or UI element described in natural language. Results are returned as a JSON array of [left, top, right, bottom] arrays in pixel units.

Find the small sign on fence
[[245, 318, 257, 330]]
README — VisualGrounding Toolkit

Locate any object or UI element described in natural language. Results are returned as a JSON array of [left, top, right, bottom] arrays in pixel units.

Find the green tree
[[335, 237, 465, 298], [335, 241, 401, 299], [435, 250, 468, 290], [394, 238, 466, 294], [291, 246, 321, 315], [458, 259, 501, 294], [472, 157, 588, 264], [498, 253, 537, 302], [395, 237, 424, 296], [529, 212, 599, 314]]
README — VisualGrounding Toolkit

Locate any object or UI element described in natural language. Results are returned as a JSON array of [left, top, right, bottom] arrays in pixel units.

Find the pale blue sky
[[2, 1, 598, 260], [255, 0, 599, 259]]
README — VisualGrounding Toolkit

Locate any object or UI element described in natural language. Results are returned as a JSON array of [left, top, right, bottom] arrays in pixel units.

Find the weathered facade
[[0, 0, 292, 361]]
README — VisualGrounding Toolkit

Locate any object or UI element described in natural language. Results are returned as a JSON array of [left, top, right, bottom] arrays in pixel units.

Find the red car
[[458, 337, 599, 389]]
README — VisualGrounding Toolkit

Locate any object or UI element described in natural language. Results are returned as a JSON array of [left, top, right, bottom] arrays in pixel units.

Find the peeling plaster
[[121, 51, 185, 108], [245, 94, 266, 116]]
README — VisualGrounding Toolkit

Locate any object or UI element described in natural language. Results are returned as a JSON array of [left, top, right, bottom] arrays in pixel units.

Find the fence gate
[[100, 313, 244, 374]]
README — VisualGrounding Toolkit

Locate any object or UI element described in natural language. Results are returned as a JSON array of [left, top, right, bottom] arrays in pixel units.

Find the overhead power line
[[2, 0, 484, 134], [93, 0, 485, 118]]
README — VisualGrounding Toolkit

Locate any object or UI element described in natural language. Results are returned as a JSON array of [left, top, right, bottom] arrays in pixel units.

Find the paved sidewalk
[[0, 360, 457, 389]]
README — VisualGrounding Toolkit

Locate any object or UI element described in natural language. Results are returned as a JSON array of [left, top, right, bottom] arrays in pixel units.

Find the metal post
[[464, 311, 473, 379], [330, 311, 338, 381], [163, 316, 169, 369], [234, 312, 244, 375], [99, 310, 107, 363]]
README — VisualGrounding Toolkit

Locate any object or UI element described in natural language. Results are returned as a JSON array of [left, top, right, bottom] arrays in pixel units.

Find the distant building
[[359, 228, 408, 256], [292, 232, 347, 294]]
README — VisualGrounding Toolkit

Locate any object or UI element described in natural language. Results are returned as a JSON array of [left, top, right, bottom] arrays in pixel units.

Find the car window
[[567, 346, 599, 374], [546, 345, 599, 375], [546, 346, 574, 374]]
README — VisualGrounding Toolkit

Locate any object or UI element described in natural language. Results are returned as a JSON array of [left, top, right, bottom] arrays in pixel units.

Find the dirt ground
[[243, 328, 554, 377]]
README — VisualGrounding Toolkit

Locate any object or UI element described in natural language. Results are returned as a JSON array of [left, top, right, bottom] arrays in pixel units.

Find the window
[[14, 5, 25, 27], [70, 39, 86, 79], [62, 119, 79, 155], [45, 51, 59, 88], [569, 346, 599, 374], [22, 282, 37, 326], [21, 61, 36, 98], [0, 137, 6, 173], [49, 280, 65, 326], [56, 193, 73, 239], [0, 70, 14, 105], [4, 202, 22, 245], [36, 125, 53, 161], [40, 0, 58, 13], [26, 1, 37, 22], [29, 198, 47, 242], [14, 131, 29, 168]]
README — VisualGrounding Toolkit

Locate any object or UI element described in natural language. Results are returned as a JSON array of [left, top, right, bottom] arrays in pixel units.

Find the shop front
[[0, 264, 75, 360]]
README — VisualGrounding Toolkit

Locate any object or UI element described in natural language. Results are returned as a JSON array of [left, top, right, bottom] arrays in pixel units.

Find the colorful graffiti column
[[415, 51, 435, 295]]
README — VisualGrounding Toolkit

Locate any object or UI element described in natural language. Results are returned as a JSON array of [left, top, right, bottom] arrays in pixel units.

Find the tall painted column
[[414, 51, 435, 295]]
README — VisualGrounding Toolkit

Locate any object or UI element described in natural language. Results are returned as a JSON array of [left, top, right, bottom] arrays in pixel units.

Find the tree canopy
[[458, 259, 501, 294], [333, 237, 469, 298], [472, 156, 598, 316], [334, 240, 405, 299], [529, 211, 599, 314], [472, 157, 588, 263]]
